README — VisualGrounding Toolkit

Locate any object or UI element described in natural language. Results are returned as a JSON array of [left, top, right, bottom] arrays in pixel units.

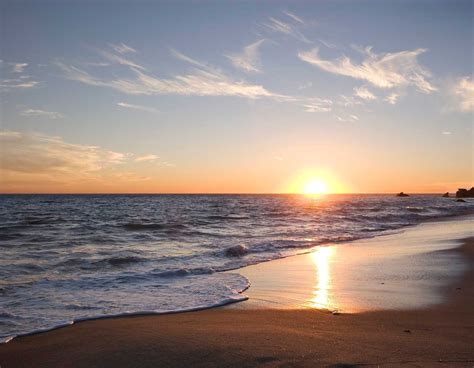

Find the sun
[[303, 179, 329, 195]]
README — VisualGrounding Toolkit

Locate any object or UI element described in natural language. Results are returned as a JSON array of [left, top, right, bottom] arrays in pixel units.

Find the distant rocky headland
[[456, 188, 474, 198], [394, 188, 474, 198]]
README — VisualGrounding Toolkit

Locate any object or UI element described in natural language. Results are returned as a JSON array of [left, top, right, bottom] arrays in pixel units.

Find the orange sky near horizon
[[1, 163, 471, 194]]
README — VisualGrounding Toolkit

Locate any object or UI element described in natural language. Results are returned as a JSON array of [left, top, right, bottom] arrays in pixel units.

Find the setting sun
[[303, 179, 329, 195], [284, 169, 347, 194]]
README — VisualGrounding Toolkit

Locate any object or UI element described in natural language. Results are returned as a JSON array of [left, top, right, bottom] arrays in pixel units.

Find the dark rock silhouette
[[456, 188, 474, 198], [442, 192, 449, 198], [225, 244, 248, 257], [456, 199, 466, 203], [396, 192, 409, 197]]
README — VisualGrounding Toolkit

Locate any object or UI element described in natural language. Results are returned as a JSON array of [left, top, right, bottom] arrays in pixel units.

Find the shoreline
[[1, 214, 472, 345], [231, 215, 474, 312], [1, 221, 473, 366]]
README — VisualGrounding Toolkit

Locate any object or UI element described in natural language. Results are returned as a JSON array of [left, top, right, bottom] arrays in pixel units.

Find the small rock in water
[[225, 244, 248, 257], [403, 329, 411, 334], [456, 199, 466, 202]]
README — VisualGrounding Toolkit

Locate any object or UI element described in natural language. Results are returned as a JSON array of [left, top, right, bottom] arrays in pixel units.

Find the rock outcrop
[[456, 188, 474, 198], [396, 192, 409, 197], [225, 244, 248, 257]]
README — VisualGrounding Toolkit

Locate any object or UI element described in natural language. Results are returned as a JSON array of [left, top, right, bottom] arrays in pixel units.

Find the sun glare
[[303, 179, 329, 195]]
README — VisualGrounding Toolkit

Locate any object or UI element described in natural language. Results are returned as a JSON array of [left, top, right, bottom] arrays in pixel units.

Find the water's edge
[[3, 213, 473, 344]]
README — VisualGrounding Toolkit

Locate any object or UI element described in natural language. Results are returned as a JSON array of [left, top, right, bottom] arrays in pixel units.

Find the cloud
[[298, 46, 436, 93], [170, 49, 210, 69], [57, 46, 283, 100], [0, 78, 40, 90], [57, 45, 335, 114], [303, 97, 333, 112], [135, 154, 159, 162], [442, 131, 452, 135], [109, 43, 136, 54], [1, 63, 40, 90], [0, 131, 125, 177], [338, 94, 363, 107], [20, 109, 63, 119], [318, 39, 338, 49], [100, 49, 146, 71], [117, 102, 160, 114], [261, 17, 310, 43], [283, 11, 305, 24], [298, 81, 313, 90], [384, 92, 400, 105], [452, 76, 474, 112], [354, 86, 376, 101], [0, 131, 174, 191], [84, 62, 111, 67], [226, 39, 265, 73], [11, 63, 28, 73], [336, 114, 359, 122]]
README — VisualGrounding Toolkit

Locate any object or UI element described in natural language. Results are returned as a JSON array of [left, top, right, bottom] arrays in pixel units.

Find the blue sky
[[1, 0, 472, 193]]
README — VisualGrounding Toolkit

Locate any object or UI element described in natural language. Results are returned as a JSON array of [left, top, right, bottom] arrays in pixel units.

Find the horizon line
[[0, 192, 463, 196]]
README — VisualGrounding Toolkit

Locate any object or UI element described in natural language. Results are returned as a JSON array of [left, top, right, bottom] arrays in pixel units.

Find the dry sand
[[1, 238, 473, 368]]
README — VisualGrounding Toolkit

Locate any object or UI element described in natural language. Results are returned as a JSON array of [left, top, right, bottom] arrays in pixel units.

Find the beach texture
[[1, 237, 473, 368]]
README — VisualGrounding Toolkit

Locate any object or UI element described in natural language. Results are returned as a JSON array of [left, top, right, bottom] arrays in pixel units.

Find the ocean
[[1, 194, 473, 342]]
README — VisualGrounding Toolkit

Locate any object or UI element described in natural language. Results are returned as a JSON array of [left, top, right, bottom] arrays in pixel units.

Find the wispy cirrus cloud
[[225, 39, 265, 73], [283, 11, 305, 25], [302, 97, 333, 112], [0, 79, 40, 90], [117, 102, 160, 114], [20, 109, 63, 119], [261, 16, 310, 43], [11, 63, 28, 73], [1, 61, 41, 90], [57, 44, 335, 114], [353, 86, 377, 101], [83, 62, 111, 67], [384, 92, 400, 105], [109, 43, 136, 54], [135, 154, 159, 162], [452, 76, 474, 112], [298, 46, 436, 93], [100, 49, 146, 71], [338, 94, 363, 107], [336, 114, 359, 122], [57, 45, 284, 100]]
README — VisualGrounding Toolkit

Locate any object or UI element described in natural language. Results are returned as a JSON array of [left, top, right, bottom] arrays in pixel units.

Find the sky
[[0, 0, 473, 194]]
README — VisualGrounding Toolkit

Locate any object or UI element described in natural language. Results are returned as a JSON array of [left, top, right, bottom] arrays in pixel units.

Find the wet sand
[[1, 237, 473, 367], [233, 216, 474, 312]]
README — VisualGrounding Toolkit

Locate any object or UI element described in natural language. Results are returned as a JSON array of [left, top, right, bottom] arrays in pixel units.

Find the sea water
[[1, 194, 473, 342]]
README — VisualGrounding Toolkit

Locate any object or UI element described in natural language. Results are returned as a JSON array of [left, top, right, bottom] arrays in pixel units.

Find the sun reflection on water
[[309, 246, 334, 309]]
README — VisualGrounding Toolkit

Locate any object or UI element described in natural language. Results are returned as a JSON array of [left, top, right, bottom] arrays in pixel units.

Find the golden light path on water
[[309, 246, 334, 309]]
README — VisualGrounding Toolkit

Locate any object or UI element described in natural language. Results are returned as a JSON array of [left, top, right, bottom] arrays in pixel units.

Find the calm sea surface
[[1, 194, 473, 342]]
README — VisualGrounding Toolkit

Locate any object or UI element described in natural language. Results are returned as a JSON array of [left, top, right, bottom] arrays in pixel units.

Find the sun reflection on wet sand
[[309, 247, 334, 309]]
